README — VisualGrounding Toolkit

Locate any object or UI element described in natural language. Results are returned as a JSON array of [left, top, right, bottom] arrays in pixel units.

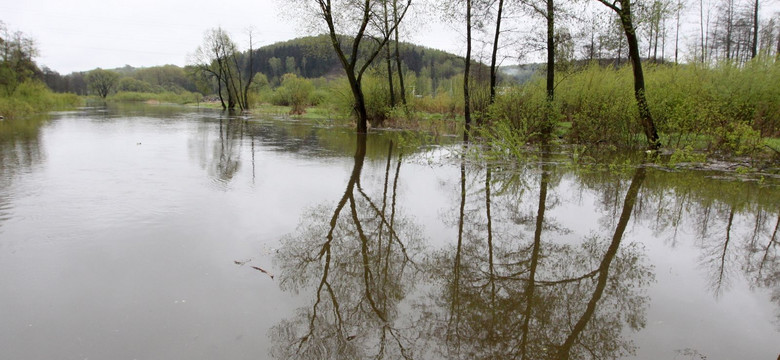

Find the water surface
[[1, 105, 777, 359]]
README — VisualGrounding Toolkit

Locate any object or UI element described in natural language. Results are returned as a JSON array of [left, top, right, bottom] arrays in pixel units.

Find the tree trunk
[[489, 0, 504, 104], [384, 0, 396, 107], [347, 69, 369, 134], [544, 0, 555, 139], [546, 0, 554, 102], [675, 0, 681, 63], [464, 0, 472, 131], [700, 0, 706, 62], [243, 32, 254, 110], [726, 0, 733, 60], [618, 1, 661, 149], [393, 0, 407, 106], [751, 0, 759, 58]]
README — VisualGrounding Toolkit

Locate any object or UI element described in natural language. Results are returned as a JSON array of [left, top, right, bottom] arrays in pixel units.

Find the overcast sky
[[3, 0, 778, 74], [1, 0, 462, 74]]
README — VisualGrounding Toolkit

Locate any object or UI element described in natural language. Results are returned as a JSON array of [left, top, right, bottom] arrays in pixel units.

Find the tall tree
[[287, 0, 412, 133], [464, 0, 474, 132], [595, 0, 661, 149], [191, 28, 253, 111], [520, 0, 557, 136], [489, 0, 506, 104], [0, 22, 40, 96], [751, 0, 759, 58], [86, 68, 120, 99], [383, 0, 396, 107], [393, 0, 408, 106]]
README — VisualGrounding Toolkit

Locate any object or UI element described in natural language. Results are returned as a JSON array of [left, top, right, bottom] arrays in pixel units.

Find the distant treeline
[[248, 35, 469, 84], [39, 35, 484, 96]]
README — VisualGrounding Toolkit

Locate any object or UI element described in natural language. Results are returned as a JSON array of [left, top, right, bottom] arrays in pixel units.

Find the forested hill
[[42, 35, 488, 95], [249, 34, 467, 81]]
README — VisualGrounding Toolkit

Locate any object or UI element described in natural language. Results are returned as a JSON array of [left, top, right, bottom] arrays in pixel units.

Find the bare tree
[[190, 28, 253, 112], [284, 0, 413, 133], [489, 0, 506, 104], [465, 0, 473, 132], [393, 0, 408, 106], [594, 0, 661, 149]]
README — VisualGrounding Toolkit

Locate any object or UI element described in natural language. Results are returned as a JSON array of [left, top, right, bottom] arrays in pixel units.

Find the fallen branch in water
[[250, 266, 275, 280]]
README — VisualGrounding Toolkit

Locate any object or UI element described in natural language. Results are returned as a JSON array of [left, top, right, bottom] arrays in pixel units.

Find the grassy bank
[[0, 81, 82, 119], [486, 59, 780, 158], [107, 91, 202, 105]]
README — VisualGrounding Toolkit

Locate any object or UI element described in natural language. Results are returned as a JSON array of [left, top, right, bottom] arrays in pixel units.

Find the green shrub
[[108, 91, 201, 104], [0, 80, 82, 119], [272, 73, 314, 114]]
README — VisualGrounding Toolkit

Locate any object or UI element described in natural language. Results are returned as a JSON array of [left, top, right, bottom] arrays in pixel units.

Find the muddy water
[[1, 105, 777, 359]]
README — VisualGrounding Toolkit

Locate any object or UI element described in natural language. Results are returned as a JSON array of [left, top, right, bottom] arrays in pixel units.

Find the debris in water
[[234, 258, 253, 266], [250, 266, 275, 280]]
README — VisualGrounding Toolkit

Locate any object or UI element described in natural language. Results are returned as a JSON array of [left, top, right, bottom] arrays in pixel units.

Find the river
[[1, 104, 777, 359]]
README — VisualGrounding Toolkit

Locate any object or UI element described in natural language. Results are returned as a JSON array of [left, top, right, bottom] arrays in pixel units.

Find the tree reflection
[[190, 118, 245, 184], [744, 212, 780, 324], [0, 116, 47, 228], [270, 135, 424, 359], [212, 118, 243, 182], [426, 156, 653, 360]]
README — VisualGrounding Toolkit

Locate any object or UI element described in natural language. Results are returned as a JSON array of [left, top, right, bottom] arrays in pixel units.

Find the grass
[[108, 91, 202, 105], [484, 59, 780, 160], [0, 81, 82, 119]]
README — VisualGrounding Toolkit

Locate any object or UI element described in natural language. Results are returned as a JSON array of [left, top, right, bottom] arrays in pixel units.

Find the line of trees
[[191, 27, 257, 112], [283, 0, 777, 147]]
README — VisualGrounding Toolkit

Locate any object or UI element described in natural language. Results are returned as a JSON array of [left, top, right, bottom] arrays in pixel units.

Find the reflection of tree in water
[[190, 118, 245, 184], [576, 165, 780, 327], [271, 135, 425, 359], [0, 117, 47, 227], [604, 169, 780, 314], [744, 212, 780, 324], [420, 153, 654, 360]]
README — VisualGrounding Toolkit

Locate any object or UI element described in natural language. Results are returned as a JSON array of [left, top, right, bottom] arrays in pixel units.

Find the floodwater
[[1, 104, 778, 360]]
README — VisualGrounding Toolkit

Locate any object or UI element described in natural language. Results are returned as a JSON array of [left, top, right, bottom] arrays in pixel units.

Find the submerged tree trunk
[[489, 0, 505, 104]]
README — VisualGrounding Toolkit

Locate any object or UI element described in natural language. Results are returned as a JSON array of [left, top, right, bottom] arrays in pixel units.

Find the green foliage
[[555, 64, 642, 146], [86, 68, 120, 98], [487, 60, 780, 157], [108, 90, 202, 104], [669, 145, 708, 165], [0, 80, 81, 119], [486, 81, 559, 142], [117, 77, 155, 93], [271, 73, 314, 114], [715, 122, 763, 156], [643, 60, 780, 151]]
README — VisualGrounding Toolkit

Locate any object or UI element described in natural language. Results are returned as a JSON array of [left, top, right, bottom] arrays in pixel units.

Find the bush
[[0, 80, 82, 119], [108, 91, 202, 104], [487, 60, 780, 156], [487, 81, 559, 142], [271, 73, 314, 114]]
